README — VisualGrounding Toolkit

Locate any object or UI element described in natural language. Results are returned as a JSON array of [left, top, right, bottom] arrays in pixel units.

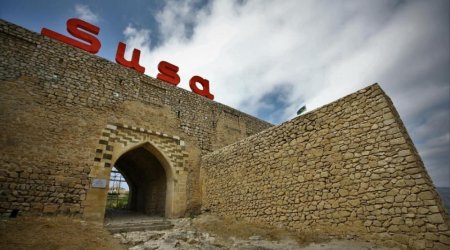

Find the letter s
[[41, 18, 101, 54], [157, 61, 180, 86]]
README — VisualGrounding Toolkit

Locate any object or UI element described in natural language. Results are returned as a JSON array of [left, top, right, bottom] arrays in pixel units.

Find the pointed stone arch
[[83, 123, 189, 221]]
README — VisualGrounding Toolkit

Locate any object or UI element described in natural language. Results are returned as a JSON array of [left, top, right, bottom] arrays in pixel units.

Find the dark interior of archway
[[109, 147, 167, 217]]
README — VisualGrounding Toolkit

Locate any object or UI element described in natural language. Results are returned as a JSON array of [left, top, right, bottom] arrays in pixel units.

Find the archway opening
[[105, 146, 167, 219], [106, 167, 130, 209]]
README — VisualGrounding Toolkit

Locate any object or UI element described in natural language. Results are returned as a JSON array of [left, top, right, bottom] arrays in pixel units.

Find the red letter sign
[[41, 18, 101, 54], [157, 61, 180, 86], [115, 42, 145, 73], [189, 76, 214, 100]]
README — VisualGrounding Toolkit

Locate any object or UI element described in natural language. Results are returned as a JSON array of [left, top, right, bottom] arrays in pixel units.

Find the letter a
[[157, 61, 180, 86], [41, 18, 101, 54], [189, 76, 214, 100], [115, 42, 145, 73]]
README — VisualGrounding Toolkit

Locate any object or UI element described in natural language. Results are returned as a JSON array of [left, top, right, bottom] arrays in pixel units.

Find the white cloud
[[122, 0, 449, 186], [155, 0, 202, 41], [123, 25, 151, 54], [74, 4, 99, 23]]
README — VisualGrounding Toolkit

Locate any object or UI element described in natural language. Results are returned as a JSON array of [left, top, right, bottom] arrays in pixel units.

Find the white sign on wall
[[91, 178, 107, 188]]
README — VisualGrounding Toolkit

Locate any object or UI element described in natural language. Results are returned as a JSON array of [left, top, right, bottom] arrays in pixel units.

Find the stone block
[[418, 191, 434, 201], [43, 204, 58, 213], [439, 234, 450, 245], [427, 214, 444, 224], [433, 242, 450, 250], [410, 239, 426, 250], [391, 217, 405, 225]]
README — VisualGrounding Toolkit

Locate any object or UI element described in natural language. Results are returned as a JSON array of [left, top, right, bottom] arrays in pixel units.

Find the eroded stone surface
[[0, 19, 271, 220], [115, 216, 391, 250], [201, 85, 450, 249]]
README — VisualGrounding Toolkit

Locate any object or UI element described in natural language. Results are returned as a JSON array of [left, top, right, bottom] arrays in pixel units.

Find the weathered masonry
[[202, 85, 450, 249], [1, 19, 449, 249], [0, 19, 271, 221]]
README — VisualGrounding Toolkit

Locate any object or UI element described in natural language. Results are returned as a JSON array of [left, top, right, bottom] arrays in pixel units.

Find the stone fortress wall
[[1, 19, 449, 249], [0, 19, 271, 219], [201, 84, 450, 249]]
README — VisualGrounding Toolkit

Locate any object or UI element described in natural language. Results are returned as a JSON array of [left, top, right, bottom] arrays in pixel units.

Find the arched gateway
[[83, 123, 189, 221], [113, 145, 167, 216], [0, 20, 273, 222]]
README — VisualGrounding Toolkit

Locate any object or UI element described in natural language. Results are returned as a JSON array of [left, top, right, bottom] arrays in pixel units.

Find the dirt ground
[[191, 214, 325, 246], [0, 214, 388, 250], [0, 216, 125, 250], [189, 214, 388, 249]]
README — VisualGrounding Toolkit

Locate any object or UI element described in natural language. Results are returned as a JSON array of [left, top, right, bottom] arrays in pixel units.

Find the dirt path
[[1, 214, 390, 250], [115, 214, 391, 249]]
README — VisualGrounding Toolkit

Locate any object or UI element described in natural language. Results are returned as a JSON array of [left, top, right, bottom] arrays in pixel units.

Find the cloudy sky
[[1, 0, 448, 187]]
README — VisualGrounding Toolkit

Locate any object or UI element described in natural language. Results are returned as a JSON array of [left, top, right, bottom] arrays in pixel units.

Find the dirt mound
[[192, 214, 325, 245], [0, 216, 124, 250]]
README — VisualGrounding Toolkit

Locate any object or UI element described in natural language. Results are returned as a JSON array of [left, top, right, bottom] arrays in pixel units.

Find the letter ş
[[41, 18, 214, 100], [41, 18, 101, 53]]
